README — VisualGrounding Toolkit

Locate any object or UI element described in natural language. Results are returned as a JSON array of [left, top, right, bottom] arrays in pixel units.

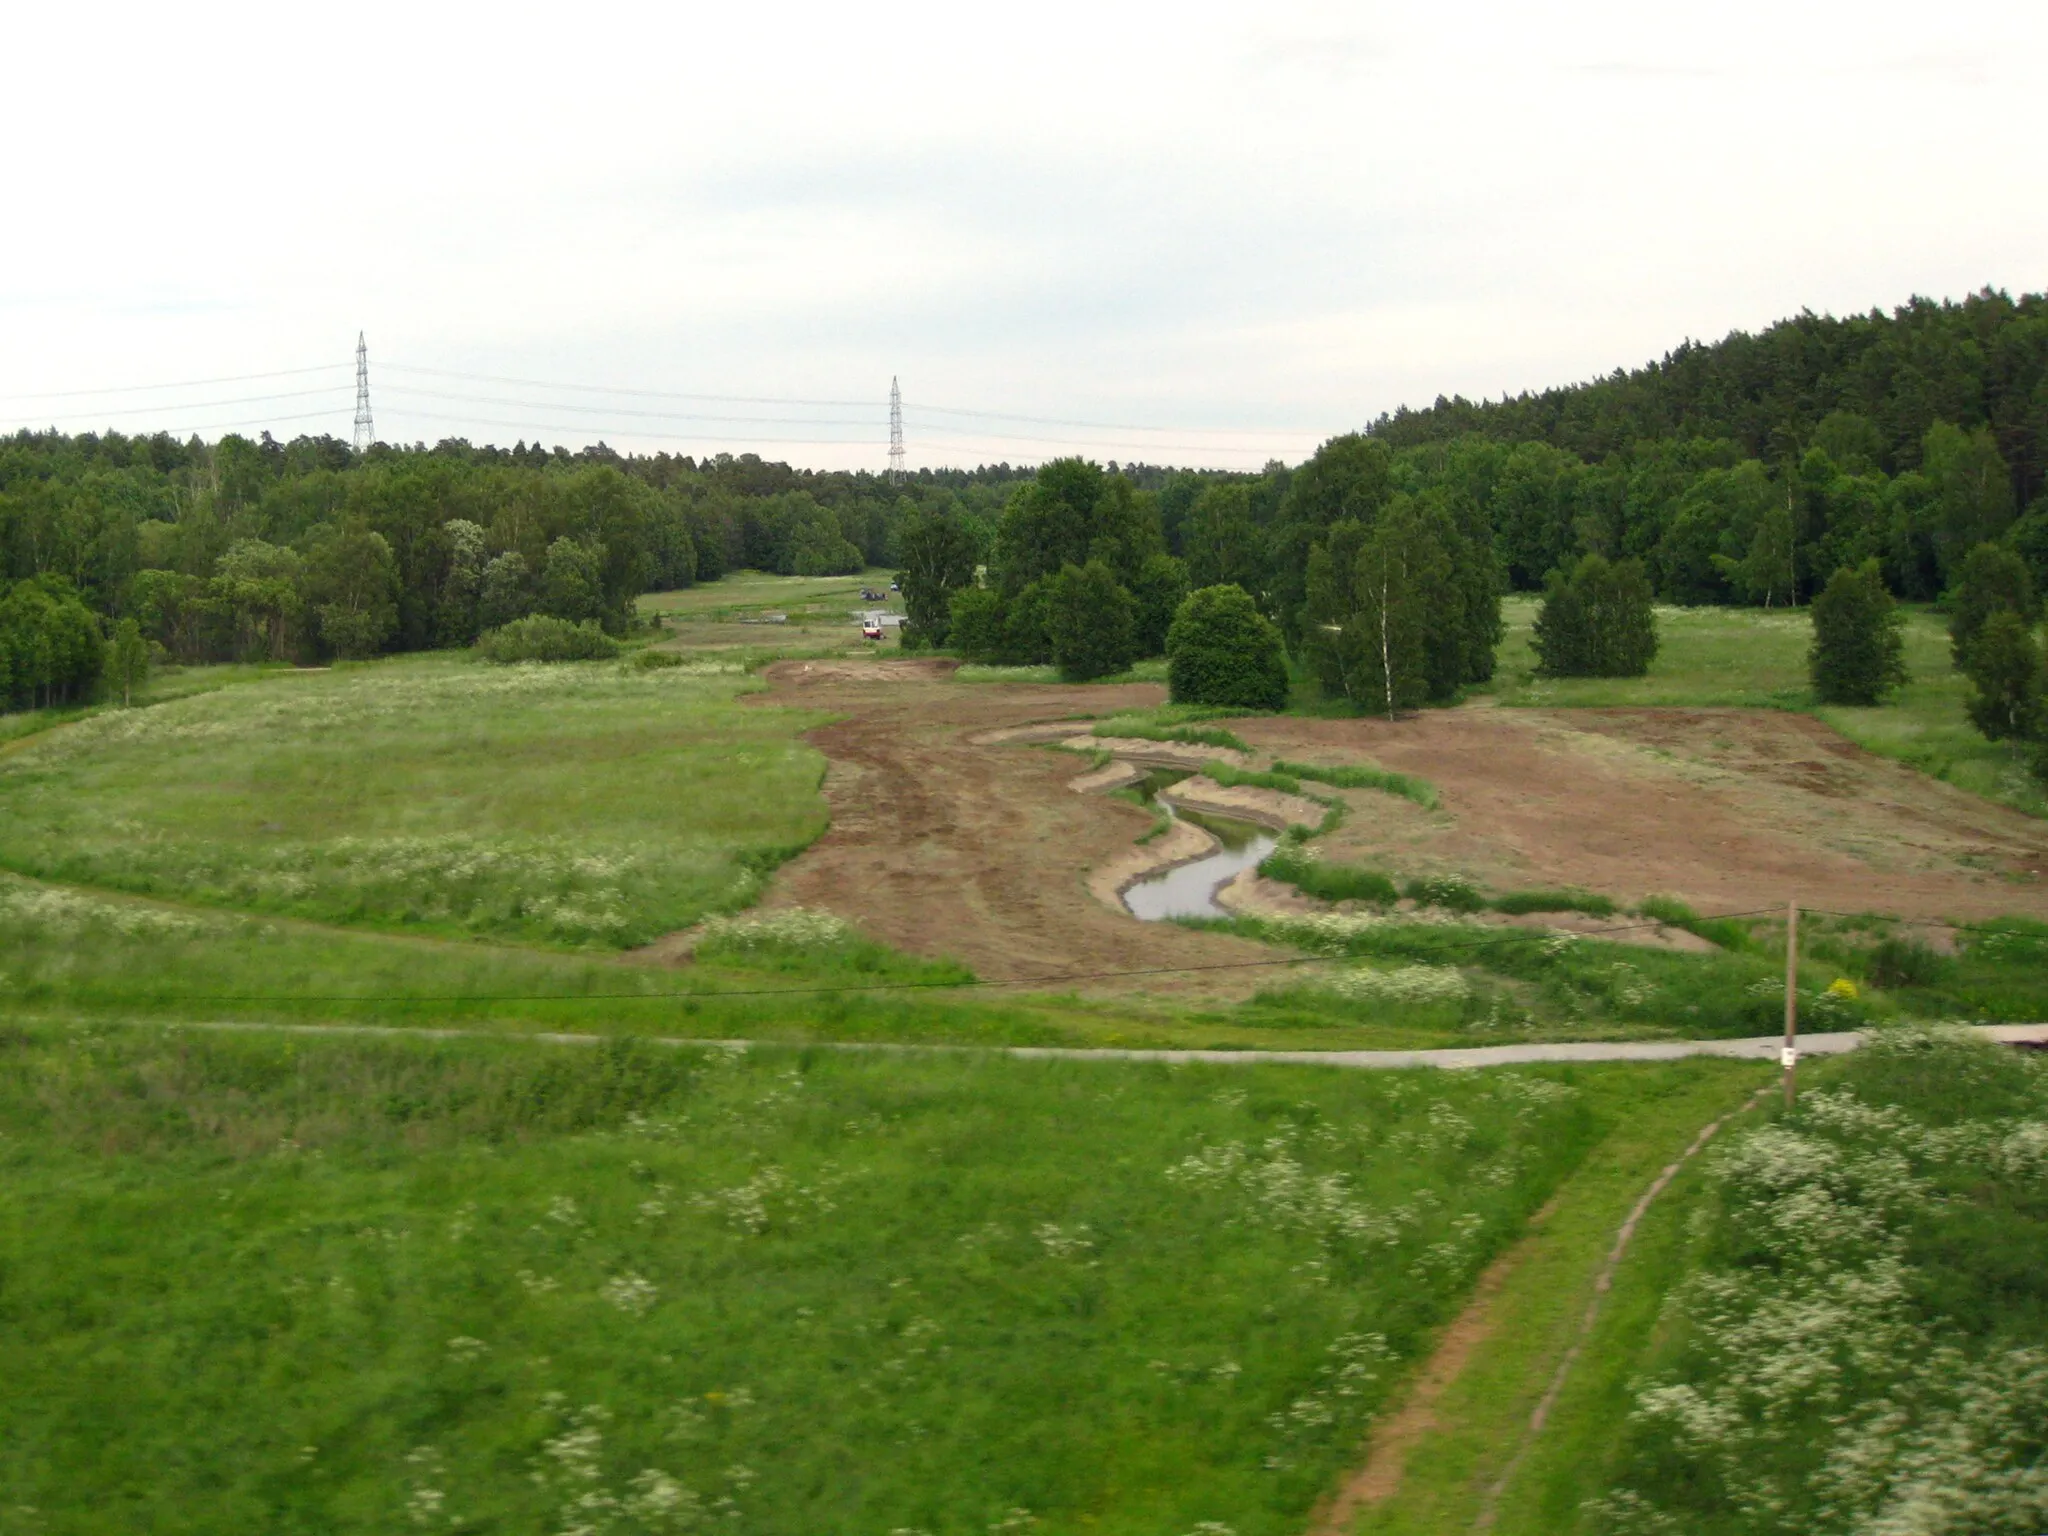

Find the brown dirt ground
[[734, 659, 1284, 1000], [1236, 706, 2048, 924], [703, 666, 2048, 996]]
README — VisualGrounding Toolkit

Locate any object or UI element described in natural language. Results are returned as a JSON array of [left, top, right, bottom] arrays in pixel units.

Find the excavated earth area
[[721, 664, 2048, 996], [1234, 706, 2048, 923], [737, 659, 1282, 1000]]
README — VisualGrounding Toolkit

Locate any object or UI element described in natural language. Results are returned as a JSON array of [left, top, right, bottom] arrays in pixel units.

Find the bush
[[1046, 560, 1137, 681], [630, 648, 683, 671], [1271, 758, 1438, 810], [1403, 874, 1487, 912], [1257, 844, 1398, 905], [946, 586, 1007, 661], [1947, 540, 2037, 667], [1491, 888, 1615, 917], [1961, 610, 2045, 741], [1810, 559, 1907, 704], [476, 616, 621, 663], [1532, 553, 1658, 677], [1865, 934, 1952, 990], [1167, 584, 1288, 710]]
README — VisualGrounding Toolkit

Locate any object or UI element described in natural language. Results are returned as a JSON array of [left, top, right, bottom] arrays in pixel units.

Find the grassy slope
[[0, 1021, 1709, 1536], [1351, 1065, 1770, 1536], [1485, 595, 2047, 819], [0, 653, 831, 948]]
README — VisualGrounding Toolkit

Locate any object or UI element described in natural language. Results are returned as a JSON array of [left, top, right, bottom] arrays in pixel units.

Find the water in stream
[[1122, 774, 1277, 921]]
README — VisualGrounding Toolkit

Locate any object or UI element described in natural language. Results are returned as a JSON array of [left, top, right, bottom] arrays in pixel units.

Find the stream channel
[[1121, 769, 1277, 921]]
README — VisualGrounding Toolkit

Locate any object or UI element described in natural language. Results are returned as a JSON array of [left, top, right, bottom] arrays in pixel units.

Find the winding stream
[[1122, 780, 1277, 921]]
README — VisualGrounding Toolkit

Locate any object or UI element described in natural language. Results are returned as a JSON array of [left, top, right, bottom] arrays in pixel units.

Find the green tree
[[1183, 484, 1266, 596], [1166, 584, 1288, 710], [1922, 421, 2016, 579], [1946, 541, 2037, 668], [1809, 560, 1908, 705], [945, 586, 1008, 662], [1045, 561, 1135, 682], [896, 509, 981, 648], [106, 617, 148, 706], [1712, 489, 1797, 606], [540, 537, 605, 624], [992, 459, 1105, 594], [1960, 611, 2044, 742], [0, 577, 103, 710], [436, 519, 489, 647], [477, 551, 533, 632], [1533, 555, 1658, 677], [208, 539, 304, 660], [1128, 552, 1189, 658], [302, 526, 399, 660]]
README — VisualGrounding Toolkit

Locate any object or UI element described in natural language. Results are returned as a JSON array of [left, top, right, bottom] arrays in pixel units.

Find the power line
[[376, 383, 879, 428], [379, 361, 877, 409], [7, 386, 351, 423], [0, 363, 348, 404]]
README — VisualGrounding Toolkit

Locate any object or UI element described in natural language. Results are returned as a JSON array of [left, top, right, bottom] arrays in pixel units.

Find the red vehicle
[[861, 616, 884, 641]]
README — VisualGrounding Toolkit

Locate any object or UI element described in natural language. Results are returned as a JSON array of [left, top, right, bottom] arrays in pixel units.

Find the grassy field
[[1486, 595, 2048, 819], [0, 1019, 1742, 1536], [639, 570, 901, 657], [0, 654, 832, 948], [1576, 1029, 2048, 1534]]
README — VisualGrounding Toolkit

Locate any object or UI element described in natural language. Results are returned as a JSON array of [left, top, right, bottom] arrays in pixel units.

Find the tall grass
[[1590, 1029, 2048, 1533], [0, 1020, 1651, 1534], [1271, 758, 1439, 811], [0, 653, 833, 947]]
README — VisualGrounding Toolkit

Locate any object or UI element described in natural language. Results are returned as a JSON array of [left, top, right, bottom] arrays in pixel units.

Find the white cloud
[[2, 0, 2042, 469]]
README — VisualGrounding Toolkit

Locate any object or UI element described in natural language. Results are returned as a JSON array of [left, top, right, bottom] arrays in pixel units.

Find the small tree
[[540, 537, 606, 625], [1961, 611, 2045, 742], [302, 525, 400, 660], [1046, 560, 1136, 682], [1129, 552, 1189, 657], [946, 586, 1008, 661], [1533, 554, 1658, 677], [1947, 541, 2037, 668], [1167, 584, 1288, 710], [1810, 560, 1908, 705], [896, 509, 981, 649], [478, 551, 533, 632], [107, 618, 149, 706]]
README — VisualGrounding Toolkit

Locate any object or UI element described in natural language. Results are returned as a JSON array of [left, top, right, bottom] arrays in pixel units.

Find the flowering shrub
[[1323, 964, 1471, 1004], [1593, 1029, 2048, 1535]]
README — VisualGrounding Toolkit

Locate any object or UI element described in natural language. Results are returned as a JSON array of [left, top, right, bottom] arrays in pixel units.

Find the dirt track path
[[740, 660, 1282, 999]]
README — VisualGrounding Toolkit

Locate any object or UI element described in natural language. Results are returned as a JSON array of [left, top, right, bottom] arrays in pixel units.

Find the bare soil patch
[[1237, 707, 2048, 922], [731, 664, 1280, 999]]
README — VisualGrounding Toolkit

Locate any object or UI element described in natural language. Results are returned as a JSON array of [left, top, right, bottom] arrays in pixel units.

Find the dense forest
[[3, 288, 2045, 715]]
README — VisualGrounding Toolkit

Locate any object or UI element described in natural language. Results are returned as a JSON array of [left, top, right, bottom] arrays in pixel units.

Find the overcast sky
[[3, 0, 2043, 470]]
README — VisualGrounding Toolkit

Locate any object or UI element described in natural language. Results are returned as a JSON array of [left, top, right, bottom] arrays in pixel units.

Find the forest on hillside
[[2, 288, 2044, 712]]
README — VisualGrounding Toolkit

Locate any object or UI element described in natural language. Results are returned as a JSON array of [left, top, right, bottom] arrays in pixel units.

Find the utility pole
[[1782, 900, 1799, 1109], [888, 376, 905, 481], [352, 332, 374, 455]]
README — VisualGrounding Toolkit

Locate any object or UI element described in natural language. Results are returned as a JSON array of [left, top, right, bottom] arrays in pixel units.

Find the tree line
[[0, 431, 1027, 684], [7, 288, 2046, 764]]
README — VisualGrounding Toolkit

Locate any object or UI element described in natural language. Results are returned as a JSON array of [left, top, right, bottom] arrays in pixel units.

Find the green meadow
[[0, 655, 831, 949], [0, 1018, 1755, 1536]]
